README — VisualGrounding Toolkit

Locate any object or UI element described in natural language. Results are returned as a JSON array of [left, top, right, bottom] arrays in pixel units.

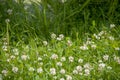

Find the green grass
[[0, 0, 120, 80]]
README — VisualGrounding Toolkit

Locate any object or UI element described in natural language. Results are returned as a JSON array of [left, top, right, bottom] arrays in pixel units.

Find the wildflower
[[115, 47, 120, 50], [5, 19, 10, 23], [76, 66, 82, 72], [13, 48, 19, 55], [43, 41, 48, 46], [60, 78, 65, 80], [29, 67, 34, 72], [60, 69, 66, 74], [60, 57, 66, 62], [98, 63, 106, 70], [51, 33, 56, 39], [56, 62, 62, 66], [110, 24, 115, 28], [84, 63, 91, 69], [10, 55, 16, 59], [21, 55, 29, 61], [7, 9, 13, 15], [73, 70, 78, 74], [61, 0, 67, 3], [67, 40, 72, 46], [56, 37, 62, 41], [69, 56, 74, 62], [2, 70, 8, 76], [2, 45, 8, 51], [84, 69, 90, 76], [66, 75, 72, 80], [50, 68, 56, 75], [91, 44, 97, 49], [51, 54, 58, 60], [109, 36, 114, 41], [80, 45, 88, 50], [37, 67, 43, 73], [103, 55, 109, 61], [78, 58, 83, 63], [12, 67, 18, 73], [107, 66, 112, 70], [59, 34, 64, 40], [38, 57, 42, 61]]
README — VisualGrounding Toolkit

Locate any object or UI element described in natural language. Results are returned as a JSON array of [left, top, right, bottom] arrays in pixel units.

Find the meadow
[[0, 0, 120, 80]]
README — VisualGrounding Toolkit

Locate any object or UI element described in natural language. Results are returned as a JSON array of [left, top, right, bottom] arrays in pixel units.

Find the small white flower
[[60, 69, 66, 74], [84, 69, 90, 76], [66, 75, 72, 80], [67, 40, 72, 46], [43, 41, 48, 46], [115, 47, 120, 50], [76, 66, 82, 72], [91, 44, 96, 49], [60, 78, 65, 80], [56, 62, 62, 66], [61, 0, 67, 3], [103, 55, 109, 61], [107, 66, 112, 70], [80, 45, 88, 50], [29, 67, 34, 72], [13, 48, 19, 55], [51, 33, 56, 39], [2, 70, 8, 76], [109, 36, 114, 41], [12, 67, 18, 73], [84, 63, 91, 69], [51, 54, 58, 60], [110, 24, 115, 28], [60, 57, 66, 62], [98, 63, 106, 70], [78, 58, 83, 63], [21, 55, 29, 61], [37, 67, 43, 73], [73, 70, 78, 74], [38, 57, 42, 61], [50, 68, 56, 75], [5, 19, 10, 23], [2, 45, 8, 51], [69, 56, 74, 62], [59, 34, 64, 40], [7, 9, 13, 15], [10, 55, 16, 59], [56, 37, 62, 41]]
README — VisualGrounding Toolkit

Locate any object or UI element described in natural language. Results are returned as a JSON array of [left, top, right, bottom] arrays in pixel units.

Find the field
[[0, 0, 120, 80]]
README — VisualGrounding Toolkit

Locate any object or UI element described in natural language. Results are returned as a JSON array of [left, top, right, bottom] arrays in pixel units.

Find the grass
[[0, 0, 120, 80]]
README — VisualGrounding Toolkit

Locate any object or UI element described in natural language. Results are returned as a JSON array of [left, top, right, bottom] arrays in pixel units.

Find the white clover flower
[[50, 68, 56, 75], [38, 57, 42, 61], [29, 67, 35, 72], [115, 47, 120, 50], [66, 75, 72, 80], [56, 37, 62, 41], [67, 40, 72, 46], [12, 67, 18, 73], [37, 67, 43, 73], [10, 55, 16, 59], [7, 9, 13, 15], [53, 76, 57, 79], [21, 55, 29, 61], [2, 70, 8, 76], [84, 63, 91, 69], [80, 45, 88, 50], [98, 63, 106, 70], [61, 0, 67, 3], [69, 56, 74, 62], [60, 69, 66, 74], [2, 45, 8, 51], [79, 72, 83, 75], [110, 24, 115, 28], [13, 48, 19, 55], [84, 69, 90, 76], [107, 66, 112, 70], [5, 19, 10, 23], [51, 33, 56, 39], [51, 54, 58, 60], [98, 60, 103, 63], [60, 57, 66, 62], [103, 55, 109, 61], [109, 36, 114, 41], [78, 58, 83, 63], [60, 78, 65, 80], [72, 70, 78, 74], [93, 34, 100, 40], [7, 59, 11, 62], [76, 66, 82, 72], [91, 44, 97, 49], [43, 41, 48, 46], [98, 31, 104, 36], [56, 62, 62, 66], [59, 34, 64, 40]]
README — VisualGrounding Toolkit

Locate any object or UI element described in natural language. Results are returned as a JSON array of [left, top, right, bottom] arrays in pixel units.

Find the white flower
[[2, 45, 8, 51], [67, 40, 72, 46], [60, 69, 66, 74], [69, 56, 74, 62], [43, 41, 48, 46], [76, 66, 82, 72], [13, 48, 19, 55], [57, 37, 62, 41], [56, 62, 62, 66], [61, 0, 67, 3], [10, 55, 16, 59], [110, 24, 115, 28], [59, 34, 64, 40], [98, 63, 106, 70], [66, 75, 72, 80], [7, 9, 13, 15], [29, 67, 34, 72], [50, 68, 56, 75], [103, 55, 109, 61], [109, 36, 114, 41], [73, 70, 78, 74], [37, 67, 43, 73], [115, 47, 120, 50], [12, 67, 18, 73], [5, 19, 10, 23], [60, 57, 66, 62], [91, 44, 96, 49], [78, 58, 83, 63], [51, 54, 58, 60], [21, 55, 29, 60], [38, 57, 42, 61], [84, 63, 91, 69], [51, 33, 56, 39], [2, 70, 8, 76], [60, 78, 65, 80], [80, 45, 88, 50], [84, 69, 90, 76], [107, 66, 112, 70]]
